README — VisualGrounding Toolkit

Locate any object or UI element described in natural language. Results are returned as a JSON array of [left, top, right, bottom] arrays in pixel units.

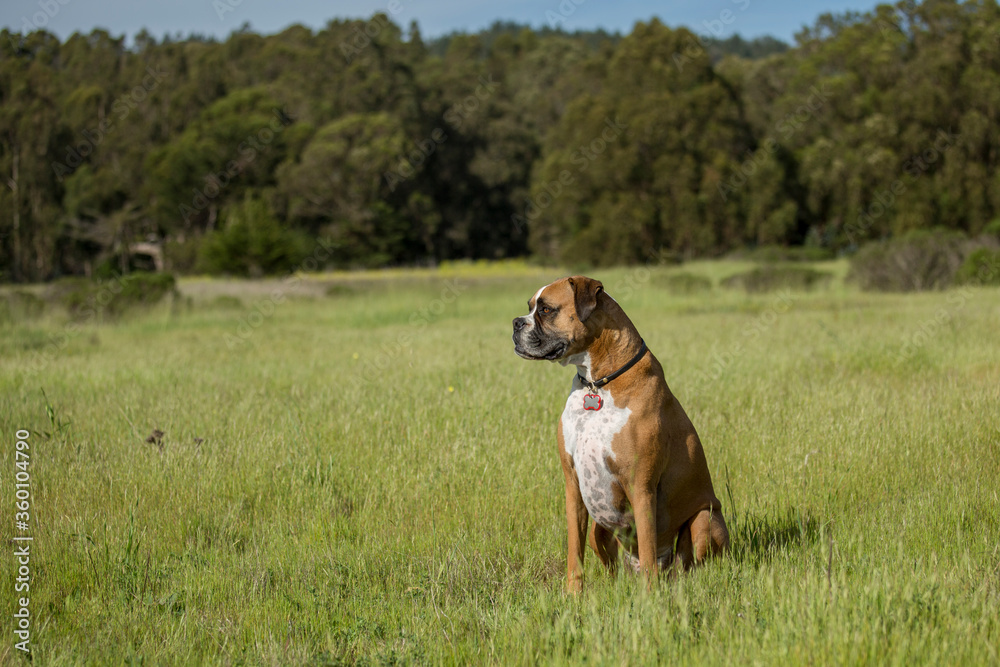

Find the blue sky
[[2, 0, 882, 45]]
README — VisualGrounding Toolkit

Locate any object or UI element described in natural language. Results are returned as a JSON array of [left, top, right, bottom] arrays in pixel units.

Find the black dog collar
[[577, 339, 648, 392]]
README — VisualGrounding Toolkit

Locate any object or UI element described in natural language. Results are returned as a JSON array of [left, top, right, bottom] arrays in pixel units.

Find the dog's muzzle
[[512, 316, 567, 361]]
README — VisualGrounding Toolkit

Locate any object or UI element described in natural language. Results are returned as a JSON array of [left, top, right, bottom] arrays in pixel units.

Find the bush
[[954, 247, 1000, 286], [47, 277, 95, 315], [847, 229, 968, 292], [0, 290, 46, 323], [110, 273, 178, 316], [93, 252, 160, 280], [654, 272, 713, 294], [721, 265, 832, 292], [984, 219, 1000, 239], [48, 273, 177, 320], [199, 195, 311, 277]]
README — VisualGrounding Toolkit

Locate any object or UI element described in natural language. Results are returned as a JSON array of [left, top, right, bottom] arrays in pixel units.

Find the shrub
[[847, 229, 967, 292], [93, 252, 160, 280], [47, 277, 95, 316], [721, 265, 832, 292], [48, 273, 177, 320], [0, 290, 46, 323], [654, 272, 713, 294], [984, 219, 1000, 239], [109, 273, 178, 316], [954, 247, 1000, 286], [199, 195, 311, 277]]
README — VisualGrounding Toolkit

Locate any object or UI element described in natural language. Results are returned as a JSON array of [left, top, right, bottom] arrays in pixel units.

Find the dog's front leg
[[563, 466, 589, 593], [631, 483, 659, 586]]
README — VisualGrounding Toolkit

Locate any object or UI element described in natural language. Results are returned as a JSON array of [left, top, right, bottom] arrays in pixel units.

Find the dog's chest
[[561, 388, 632, 529]]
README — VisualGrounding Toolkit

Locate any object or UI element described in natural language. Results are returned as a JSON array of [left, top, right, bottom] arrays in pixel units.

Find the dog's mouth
[[513, 339, 567, 362]]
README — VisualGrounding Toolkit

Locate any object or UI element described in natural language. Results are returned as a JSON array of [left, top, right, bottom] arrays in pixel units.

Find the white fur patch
[[561, 372, 632, 530], [559, 351, 589, 370], [523, 283, 551, 330]]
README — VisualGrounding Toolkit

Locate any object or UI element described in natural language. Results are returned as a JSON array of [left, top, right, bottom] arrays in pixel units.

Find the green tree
[[146, 87, 291, 233], [275, 112, 423, 266], [199, 193, 310, 276], [527, 20, 755, 265]]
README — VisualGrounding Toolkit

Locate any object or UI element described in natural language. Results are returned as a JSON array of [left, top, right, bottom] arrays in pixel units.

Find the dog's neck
[[588, 328, 645, 383], [562, 323, 644, 385], [561, 351, 594, 380]]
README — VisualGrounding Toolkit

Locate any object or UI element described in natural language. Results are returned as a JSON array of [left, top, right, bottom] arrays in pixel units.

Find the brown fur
[[521, 276, 729, 591]]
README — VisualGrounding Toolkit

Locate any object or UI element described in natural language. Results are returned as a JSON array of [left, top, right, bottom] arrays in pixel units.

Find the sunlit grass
[[1, 262, 998, 664]]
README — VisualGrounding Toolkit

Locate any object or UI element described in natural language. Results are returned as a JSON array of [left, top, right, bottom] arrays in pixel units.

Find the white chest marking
[[561, 375, 632, 529]]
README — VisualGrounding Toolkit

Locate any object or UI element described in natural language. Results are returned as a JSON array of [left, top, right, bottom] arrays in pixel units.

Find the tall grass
[[1, 263, 998, 664]]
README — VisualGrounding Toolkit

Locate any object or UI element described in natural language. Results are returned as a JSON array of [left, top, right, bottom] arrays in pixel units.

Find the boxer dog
[[512, 276, 728, 591]]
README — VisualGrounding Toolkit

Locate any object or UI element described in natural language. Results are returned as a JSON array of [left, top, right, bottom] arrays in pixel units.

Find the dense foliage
[[847, 228, 998, 291], [1, 0, 999, 281]]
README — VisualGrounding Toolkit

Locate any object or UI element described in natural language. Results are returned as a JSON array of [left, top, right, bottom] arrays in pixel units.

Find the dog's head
[[512, 276, 605, 363]]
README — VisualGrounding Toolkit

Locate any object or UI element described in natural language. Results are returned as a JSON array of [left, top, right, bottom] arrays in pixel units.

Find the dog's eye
[[540, 306, 553, 315]]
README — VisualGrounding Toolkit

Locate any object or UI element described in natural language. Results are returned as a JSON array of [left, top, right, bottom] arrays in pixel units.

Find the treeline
[[1, 0, 999, 281]]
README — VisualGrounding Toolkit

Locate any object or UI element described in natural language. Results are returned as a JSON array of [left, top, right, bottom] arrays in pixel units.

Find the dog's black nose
[[513, 317, 526, 332]]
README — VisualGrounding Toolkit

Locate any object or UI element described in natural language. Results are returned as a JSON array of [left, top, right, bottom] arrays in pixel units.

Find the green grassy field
[[2, 261, 999, 665]]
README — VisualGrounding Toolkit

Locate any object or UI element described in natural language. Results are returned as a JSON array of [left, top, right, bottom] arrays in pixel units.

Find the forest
[[1, 0, 998, 282]]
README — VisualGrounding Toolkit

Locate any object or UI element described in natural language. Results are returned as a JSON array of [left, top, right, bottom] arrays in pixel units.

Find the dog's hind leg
[[669, 519, 694, 576], [689, 506, 730, 565], [588, 523, 619, 575]]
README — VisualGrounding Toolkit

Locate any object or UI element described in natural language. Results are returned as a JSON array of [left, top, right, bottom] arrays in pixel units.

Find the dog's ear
[[569, 276, 604, 322]]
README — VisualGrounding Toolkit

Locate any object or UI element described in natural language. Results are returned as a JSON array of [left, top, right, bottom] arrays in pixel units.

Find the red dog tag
[[583, 393, 603, 411]]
